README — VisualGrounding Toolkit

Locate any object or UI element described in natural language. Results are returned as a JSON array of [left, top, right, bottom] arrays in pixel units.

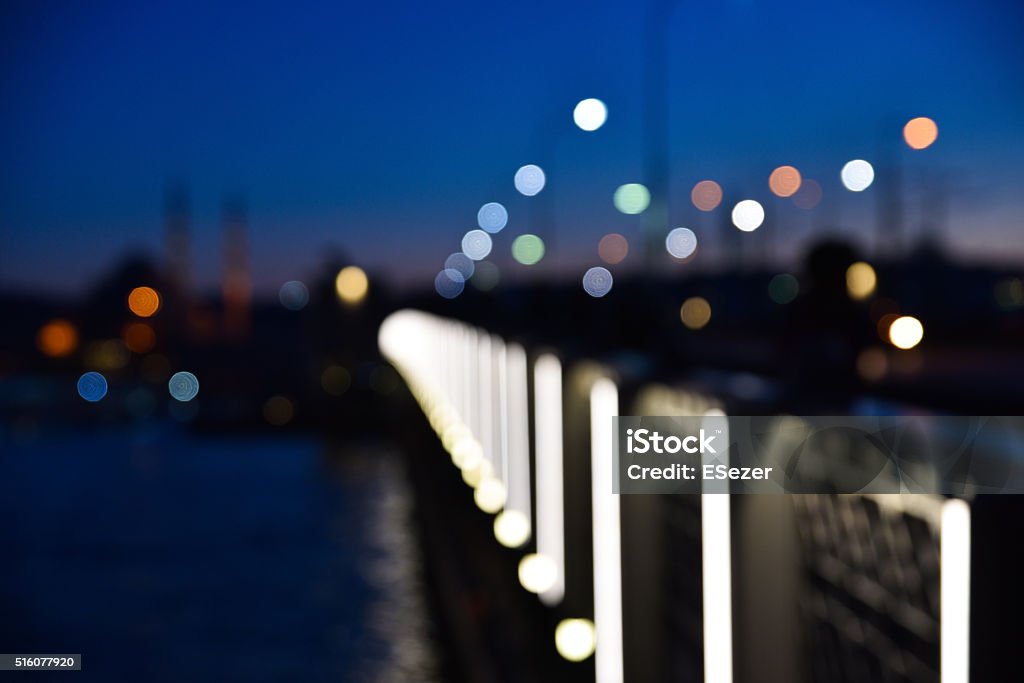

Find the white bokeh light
[[731, 200, 765, 232], [582, 267, 614, 297], [445, 252, 475, 280], [477, 202, 508, 233], [573, 98, 607, 131], [841, 159, 875, 192], [514, 164, 546, 196], [434, 269, 465, 299], [665, 227, 698, 259], [461, 229, 493, 261]]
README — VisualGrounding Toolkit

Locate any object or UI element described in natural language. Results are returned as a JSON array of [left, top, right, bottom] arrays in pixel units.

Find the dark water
[[0, 424, 437, 682]]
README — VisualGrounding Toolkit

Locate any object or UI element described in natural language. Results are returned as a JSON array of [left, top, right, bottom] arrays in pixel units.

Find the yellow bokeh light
[[263, 395, 294, 426], [36, 319, 78, 357], [555, 619, 597, 662], [335, 266, 369, 306], [680, 297, 711, 330], [493, 509, 531, 548], [768, 165, 802, 198], [473, 477, 507, 513], [846, 262, 877, 300], [691, 180, 723, 211], [128, 286, 161, 318], [518, 553, 557, 594], [888, 316, 924, 350], [904, 117, 938, 150]]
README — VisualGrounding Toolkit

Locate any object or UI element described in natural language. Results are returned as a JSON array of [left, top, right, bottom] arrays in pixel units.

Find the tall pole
[[644, 0, 674, 271]]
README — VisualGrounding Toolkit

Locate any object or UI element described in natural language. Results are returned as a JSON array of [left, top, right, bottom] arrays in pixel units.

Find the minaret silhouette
[[221, 196, 251, 339]]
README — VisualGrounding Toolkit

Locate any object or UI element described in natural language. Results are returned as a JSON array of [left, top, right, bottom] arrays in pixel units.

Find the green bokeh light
[[613, 183, 650, 215], [768, 273, 799, 304], [511, 234, 545, 266]]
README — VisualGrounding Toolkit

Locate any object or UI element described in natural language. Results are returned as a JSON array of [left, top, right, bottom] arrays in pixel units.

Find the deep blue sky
[[1, 0, 1022, 295]]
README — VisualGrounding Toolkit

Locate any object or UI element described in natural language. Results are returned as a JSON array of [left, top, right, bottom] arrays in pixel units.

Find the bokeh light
[[335, 266, 369, 305], [493, 509, 530, 548], [474, 477, 507, 513], [278, 280, 309, 311], [168, 371, 200, 402], [768, 274, 799, 304], [514, 164, 546, 196], [321, 365, 351, 396], [994, 277, 1024, 310], [888, 316, 924, 350], [680, 297, 712, 329], [841, 160, 875, 192], [614, 183, 650, 215], [127, 286, 161, 317], [846, 262, 877, 300], [122, 322, 156, 354], [582, 267, 613, 297], [731, 200, 765, 231], [511, 234, 545, 265], [598, 233, 629, 265], [471, 261, 500, 291], [792, 178, 822, 209], [477, 202, 509, 233], [691, 180, 723, 211], [77, 372, 108, 402], [665, 227, 698, 259], [461, 229, 493, 261], [518, 553, 558, 593], [435, 269, 466, 299], [904, 117, 938, 150], [36, 319, 78, 357], [263, 395, 294, 426], [573, 98, 607, 131], [85, 340, 128, 370], [769, 165, 802, 197], [857, 347, 888, 382], [445, 252, 475, 279], [555, 619, 597, 662]]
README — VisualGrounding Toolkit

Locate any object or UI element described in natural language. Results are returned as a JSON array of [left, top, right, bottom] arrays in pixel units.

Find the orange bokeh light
[[597, 233, 629, 265], [37, 319, 79, 357], [122, 322, 157, 354], [128, 286, 161, 317], [903, 117, 938, 150], [691, 180, 723, 212], [769, 166, 802, 197]]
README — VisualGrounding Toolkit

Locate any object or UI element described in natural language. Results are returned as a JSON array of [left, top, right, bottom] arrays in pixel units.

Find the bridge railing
[[380, 308, 975, 683]]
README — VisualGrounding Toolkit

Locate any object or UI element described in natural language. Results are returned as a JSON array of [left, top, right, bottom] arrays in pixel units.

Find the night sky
[[2, 0, 1022, 296]]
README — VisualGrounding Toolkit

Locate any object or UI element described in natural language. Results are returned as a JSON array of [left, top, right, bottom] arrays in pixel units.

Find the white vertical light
[[496, 338, 509, 487], [701, 410, 732, 683], [590, 378, 623, 683], [506, 344, 532, 526], [941, 498, 971, 683], [478, 335, 493, 466], [534, 354, 565, 605]]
